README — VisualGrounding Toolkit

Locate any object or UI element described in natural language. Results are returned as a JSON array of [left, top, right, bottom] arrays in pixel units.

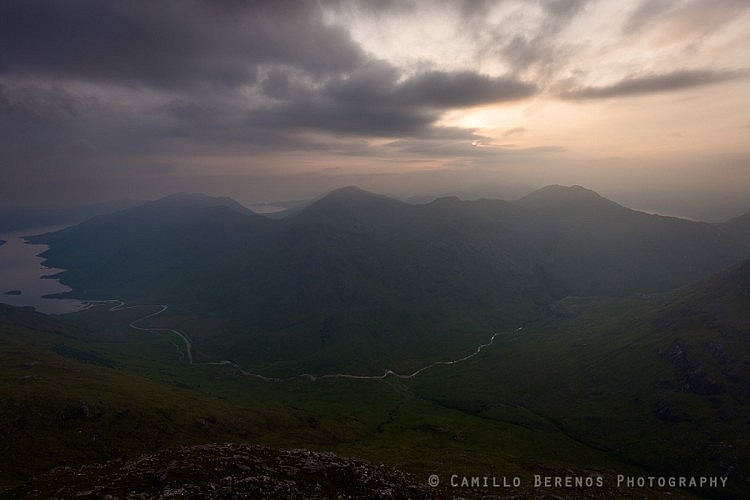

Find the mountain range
[[4, 185, 750, 497], [29, 185, 750, 376]]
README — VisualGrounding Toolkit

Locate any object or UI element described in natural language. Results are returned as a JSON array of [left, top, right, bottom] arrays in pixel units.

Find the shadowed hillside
[[408, 257, 750, 498], [28, 186, 750, 376], [2, 303, 668, 499], [0, 304, 336, 492], [5, 192, 750, 496]]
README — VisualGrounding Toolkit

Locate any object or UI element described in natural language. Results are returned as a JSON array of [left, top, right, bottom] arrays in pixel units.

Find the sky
[[1, 0, 749, 218]]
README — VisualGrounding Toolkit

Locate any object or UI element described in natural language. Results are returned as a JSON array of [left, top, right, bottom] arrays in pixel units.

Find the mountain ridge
[[5, 198, 750, 496], [26, 184, 750, 375], [292, 185, 407, 226], [140, 192, 257, 217], [518, 184, 625, 209]]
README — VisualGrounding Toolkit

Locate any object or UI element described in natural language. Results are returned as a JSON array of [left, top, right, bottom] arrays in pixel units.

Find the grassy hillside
[[3, 303, 674, 498], [0, 304, 336, 492], [9, 187, 750, 496], [407, 259, 750, 498]]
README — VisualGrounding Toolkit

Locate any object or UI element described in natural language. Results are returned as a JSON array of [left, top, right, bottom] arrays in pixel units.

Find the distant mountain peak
[[328, 185, 368, 195], [145, 192, 255, 216], [150, 192, 229, 204], [430, 195, 462, 204], [524, 184, 602, 199], [292, 186, 406, 225], [322, 185, 390, 201], [516, 184, 623, 211], [306, 186, 403, 209]]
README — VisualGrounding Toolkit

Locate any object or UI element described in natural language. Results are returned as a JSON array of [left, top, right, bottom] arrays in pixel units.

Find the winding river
[[91, 300, 507, 383], [0, 232, 506, 382]]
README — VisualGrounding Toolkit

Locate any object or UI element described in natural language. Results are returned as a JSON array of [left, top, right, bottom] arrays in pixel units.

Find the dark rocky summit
[[17, 443, 435, 499]]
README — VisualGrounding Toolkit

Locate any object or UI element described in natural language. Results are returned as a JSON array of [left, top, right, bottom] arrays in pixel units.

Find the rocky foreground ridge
[[15, 443, 434, 499]]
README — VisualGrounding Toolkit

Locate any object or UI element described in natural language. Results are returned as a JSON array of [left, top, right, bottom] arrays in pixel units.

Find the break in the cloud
[[0, 0, 749, 211]]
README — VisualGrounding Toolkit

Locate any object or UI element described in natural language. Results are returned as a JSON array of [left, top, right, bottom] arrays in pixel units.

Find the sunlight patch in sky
[[0, 0, 748, 214]]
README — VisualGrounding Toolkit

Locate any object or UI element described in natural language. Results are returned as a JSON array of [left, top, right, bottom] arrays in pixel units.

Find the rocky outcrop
[[18, 443, 434, 499], [665, 341, 723, 396]]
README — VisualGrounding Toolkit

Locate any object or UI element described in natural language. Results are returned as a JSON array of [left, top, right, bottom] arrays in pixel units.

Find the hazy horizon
[[3, 182, 748, 225], [2, 1, 749, 219]]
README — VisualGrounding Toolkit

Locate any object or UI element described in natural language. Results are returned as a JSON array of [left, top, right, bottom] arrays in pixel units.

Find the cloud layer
[[558, 69, 746, 99], [1, 0, 748, 208]]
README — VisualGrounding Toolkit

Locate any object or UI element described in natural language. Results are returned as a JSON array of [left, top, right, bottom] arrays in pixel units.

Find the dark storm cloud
[[0, 0, 554, 209], [0, 0, 537, 157], [0, 82, 87, 163], [0, 0, 363, 89], [253, 62, 536, 137], [397, 71, 536, 108], [160, 99, 221, 125], [558, 69, 747, 100], [254, 99, 439, 137], [260, 69, 294, 101]]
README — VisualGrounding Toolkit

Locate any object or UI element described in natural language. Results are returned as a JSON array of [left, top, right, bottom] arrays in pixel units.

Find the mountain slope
[[720, 210, 750, 240], [27, 194, 269, 301], [143, 192, 255, 216], [27, 186, 750, 376], [1, 303, 656, 499], [0, 304, 343, 492], [517, 184, 627, 213], [407, 257, 750, 497], [651, 257, 750, 400], [517, 184, 747, 295]]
